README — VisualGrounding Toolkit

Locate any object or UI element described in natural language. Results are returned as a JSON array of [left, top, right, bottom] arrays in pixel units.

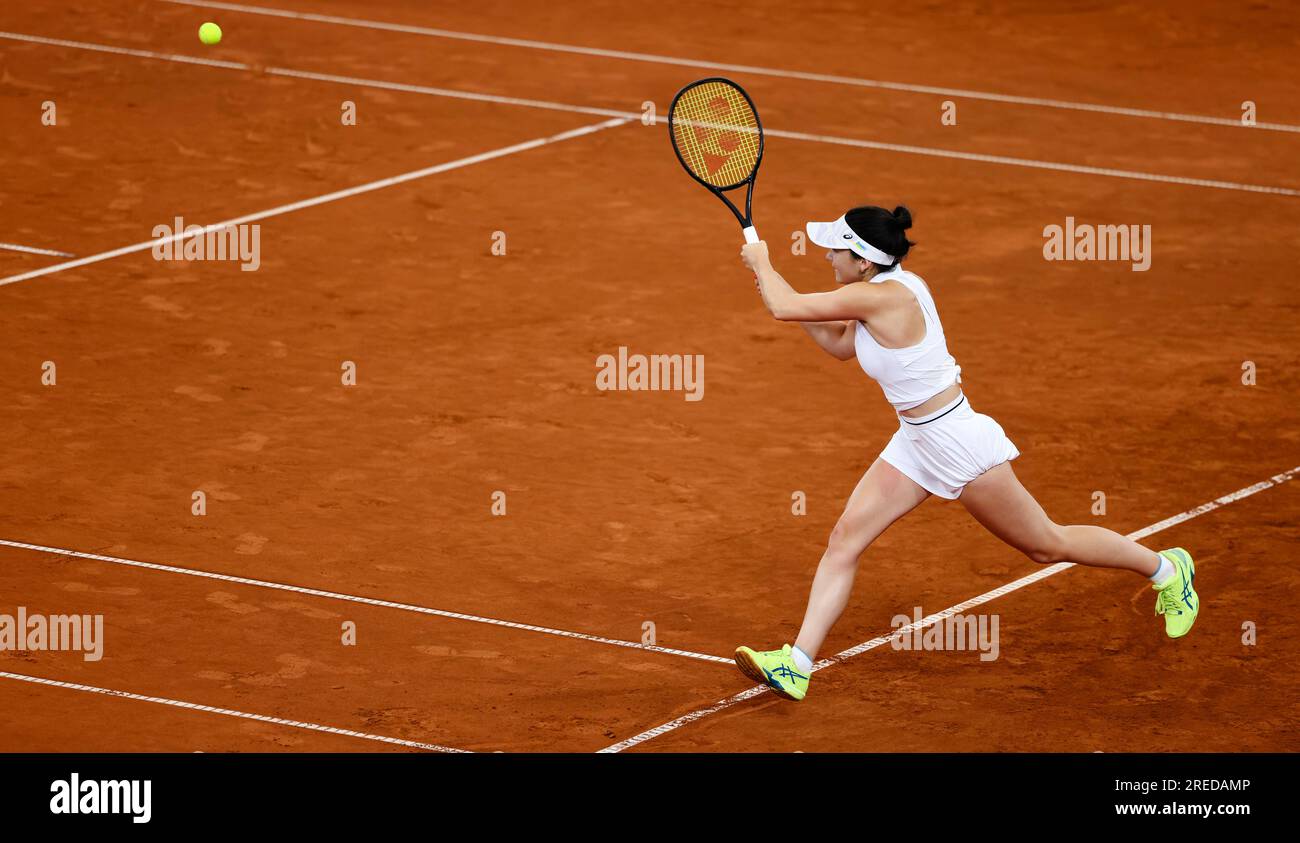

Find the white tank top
[[853, 265, 962, 411]]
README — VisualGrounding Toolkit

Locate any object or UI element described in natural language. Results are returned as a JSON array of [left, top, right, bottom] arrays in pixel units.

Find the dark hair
[[844, 205, 915, 270]]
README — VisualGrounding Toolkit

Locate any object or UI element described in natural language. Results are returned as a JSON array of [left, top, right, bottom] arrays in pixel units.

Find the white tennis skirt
[[879, 392, 1019, 499]]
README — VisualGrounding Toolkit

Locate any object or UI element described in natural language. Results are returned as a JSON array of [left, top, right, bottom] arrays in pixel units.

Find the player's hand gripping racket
[[668, 77, 765, 244]]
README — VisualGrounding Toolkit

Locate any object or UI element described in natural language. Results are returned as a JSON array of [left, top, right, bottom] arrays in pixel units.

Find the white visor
[[806, 215, 896, 265]]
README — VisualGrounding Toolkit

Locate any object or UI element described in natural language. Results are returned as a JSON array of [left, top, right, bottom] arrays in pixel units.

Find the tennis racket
[[667, 77, 765, 244]]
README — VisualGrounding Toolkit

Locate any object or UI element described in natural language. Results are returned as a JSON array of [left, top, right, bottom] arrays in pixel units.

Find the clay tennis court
[[1, 0, 1297, 754]]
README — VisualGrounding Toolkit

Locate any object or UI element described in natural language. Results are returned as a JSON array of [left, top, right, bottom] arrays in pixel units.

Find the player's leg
[[959, 461, 1199, 637], [792, 457, 930, 661], [959, 461, 1159, 574], [735, 457, 929, 700]]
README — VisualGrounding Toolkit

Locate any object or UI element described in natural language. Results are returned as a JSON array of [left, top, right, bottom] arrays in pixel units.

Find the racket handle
[[742, 225, 760, 244]]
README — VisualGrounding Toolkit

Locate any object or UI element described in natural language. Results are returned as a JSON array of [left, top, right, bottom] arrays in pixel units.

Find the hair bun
[[891, 205, 913, 230]]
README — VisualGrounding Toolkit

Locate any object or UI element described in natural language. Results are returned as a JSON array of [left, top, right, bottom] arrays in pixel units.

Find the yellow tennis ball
[[198, 22, 222, 45]]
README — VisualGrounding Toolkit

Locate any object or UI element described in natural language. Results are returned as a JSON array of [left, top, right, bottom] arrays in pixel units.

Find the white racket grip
[[742, 225, 760, 244]]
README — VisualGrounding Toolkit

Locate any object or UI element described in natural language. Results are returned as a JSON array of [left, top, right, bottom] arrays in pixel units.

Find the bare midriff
[[899, 382, 963, 419]]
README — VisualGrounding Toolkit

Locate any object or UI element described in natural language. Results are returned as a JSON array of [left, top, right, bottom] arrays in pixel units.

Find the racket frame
[[667, 77, 765, 243]]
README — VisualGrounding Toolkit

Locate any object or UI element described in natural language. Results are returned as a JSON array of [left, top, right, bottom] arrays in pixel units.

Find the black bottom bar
[[0, 753, 1287, 829]]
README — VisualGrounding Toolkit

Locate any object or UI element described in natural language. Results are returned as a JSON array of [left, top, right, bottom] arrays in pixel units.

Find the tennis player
[[733, 205, 1199, 701]]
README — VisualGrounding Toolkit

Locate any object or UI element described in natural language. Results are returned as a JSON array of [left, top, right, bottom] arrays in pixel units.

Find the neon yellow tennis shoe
[[1153, 547, 1199, 638], [734, 644, 810, 701]]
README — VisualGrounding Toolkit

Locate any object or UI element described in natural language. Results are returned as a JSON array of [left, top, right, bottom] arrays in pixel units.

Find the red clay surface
[[0, 0, 1297, 752]]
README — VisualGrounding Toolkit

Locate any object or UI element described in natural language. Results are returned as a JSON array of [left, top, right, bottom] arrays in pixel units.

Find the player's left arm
[[740, 241, 880, 323]]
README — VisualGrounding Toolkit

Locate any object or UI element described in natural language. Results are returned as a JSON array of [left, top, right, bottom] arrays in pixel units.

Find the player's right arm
[[740, 242, 884, 323]]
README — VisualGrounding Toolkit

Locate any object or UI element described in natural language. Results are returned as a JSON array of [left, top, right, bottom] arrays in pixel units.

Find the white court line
[[764, 127, 1300, 196], [0, 29, 250, 70], [0, 111, 633, 289], [0, 670, 468, 752], [0, 242, 75, 258], [599, 464, 1300, 752], [162, 0, 1300, 134], [0, 538, 731, 665], [268, 66, 631, 119], [1, 30, 1295, 216]]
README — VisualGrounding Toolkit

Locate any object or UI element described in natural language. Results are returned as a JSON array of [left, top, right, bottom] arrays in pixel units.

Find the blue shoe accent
[[1180, 561, 1196, 611], [765, 664, 808, 685]]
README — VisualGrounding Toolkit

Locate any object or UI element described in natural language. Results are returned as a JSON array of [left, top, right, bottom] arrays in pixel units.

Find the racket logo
[[690, 96, 744, 177]]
